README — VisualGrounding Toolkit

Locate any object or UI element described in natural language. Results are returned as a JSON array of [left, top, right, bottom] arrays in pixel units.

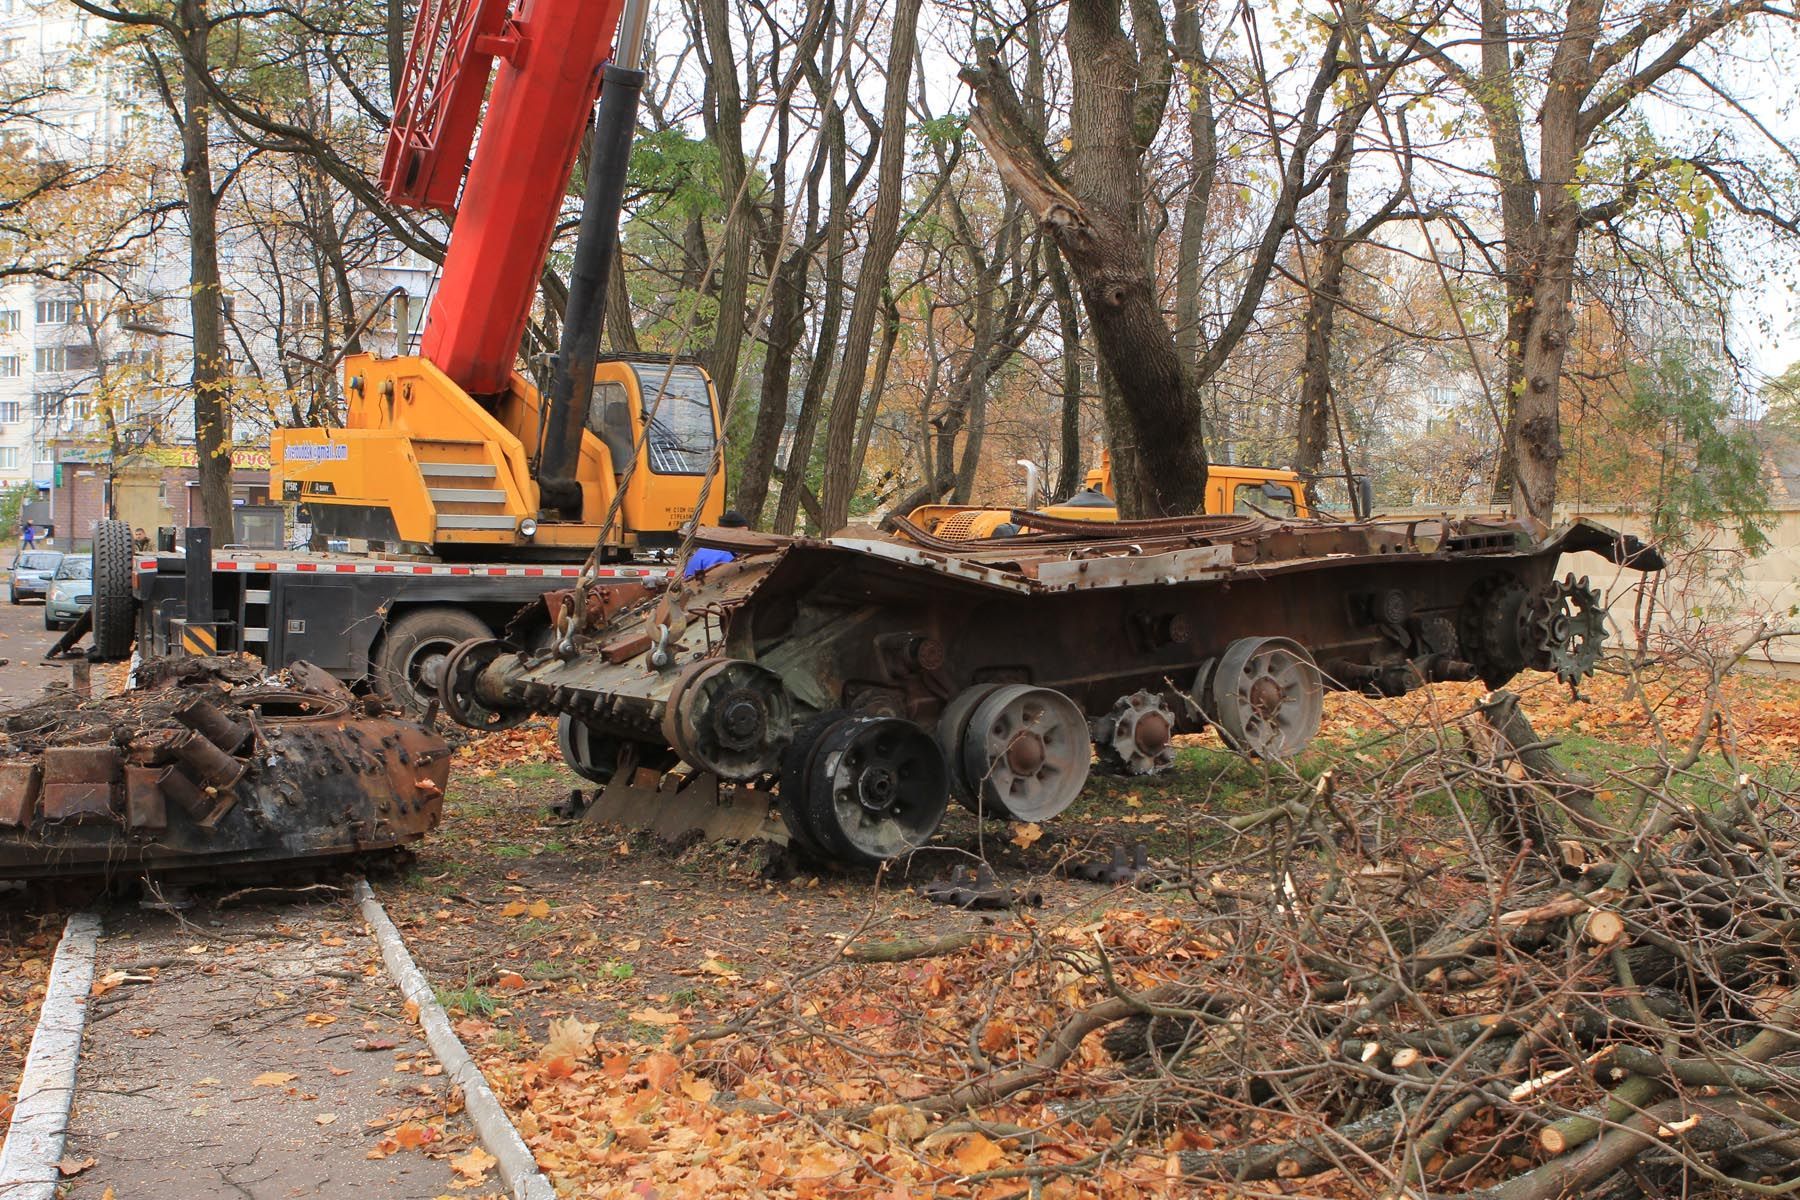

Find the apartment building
[[0, 0, 435, 541]]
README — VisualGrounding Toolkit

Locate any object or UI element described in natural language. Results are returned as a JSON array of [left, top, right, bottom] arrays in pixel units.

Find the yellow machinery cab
[[271, 353, 723, 559]]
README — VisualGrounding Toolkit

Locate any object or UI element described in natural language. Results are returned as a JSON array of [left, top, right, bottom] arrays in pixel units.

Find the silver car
[[8, 550, 63, 604], [45, 555, 92, 630]]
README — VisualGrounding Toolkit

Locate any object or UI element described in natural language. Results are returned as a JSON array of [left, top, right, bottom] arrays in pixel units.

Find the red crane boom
[[382, 0, 628, 397]]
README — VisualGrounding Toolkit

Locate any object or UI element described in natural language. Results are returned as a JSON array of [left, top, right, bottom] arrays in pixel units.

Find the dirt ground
[[6, 661, 1799, 1196]]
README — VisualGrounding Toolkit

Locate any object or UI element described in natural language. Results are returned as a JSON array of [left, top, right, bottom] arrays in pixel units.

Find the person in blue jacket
[[683, 509, 748, 577]]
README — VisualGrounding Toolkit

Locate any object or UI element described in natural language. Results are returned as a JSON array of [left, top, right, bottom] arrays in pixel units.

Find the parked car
[[8, 550, 64, 604], [45, 555, 92, 630]]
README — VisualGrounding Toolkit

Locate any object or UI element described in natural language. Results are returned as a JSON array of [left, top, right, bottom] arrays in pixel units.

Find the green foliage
[[627, 128, 723, 221], [1623, 349, 1770, 553], [0, 483, 32, 540], [914, 114, 968, 154], [434, 978, 499, 1017]]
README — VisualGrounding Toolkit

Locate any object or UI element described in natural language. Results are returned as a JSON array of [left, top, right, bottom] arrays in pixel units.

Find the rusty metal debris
[[917, 863, 1041, 909], [1063, 842, 1151, 885], [440, 512, 1662, 864], [0, 656, 447, 882]]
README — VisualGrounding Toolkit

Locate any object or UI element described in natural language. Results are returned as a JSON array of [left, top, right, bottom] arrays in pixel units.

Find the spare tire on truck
[[91, 519, 136, 661]]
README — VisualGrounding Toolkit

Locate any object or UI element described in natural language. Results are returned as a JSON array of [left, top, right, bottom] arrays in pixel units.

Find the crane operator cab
[[271, 352, 724, 561]]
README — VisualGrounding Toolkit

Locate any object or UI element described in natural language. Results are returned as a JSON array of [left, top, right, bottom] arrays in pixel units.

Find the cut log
[[1579, 910, 1625, 945]]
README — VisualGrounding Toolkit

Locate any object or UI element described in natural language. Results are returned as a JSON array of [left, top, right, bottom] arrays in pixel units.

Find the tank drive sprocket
[[1526, 573, 1606, 683]]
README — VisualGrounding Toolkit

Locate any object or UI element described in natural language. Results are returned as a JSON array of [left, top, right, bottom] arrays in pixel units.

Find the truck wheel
[[374, 608, 493, 717], [91, 519, 136, 661]]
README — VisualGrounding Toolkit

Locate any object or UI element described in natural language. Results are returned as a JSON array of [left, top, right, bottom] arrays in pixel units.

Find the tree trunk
[[698, 0, 751, 418], [385, 0, 405, 102], [1293, 119, 1355, 476], [1170, 0, 1214, 371], [772, 87, 850, 536], [851, 290, 902, 489], [1047, 244, 1085, 500], [1506, 0, 1601, 529], [963, 0, 1211, 519], [815, 0, 923, 532], [177, 0, 233, 535], [734, 247, 806, 525], [604, 245, 639, 354]]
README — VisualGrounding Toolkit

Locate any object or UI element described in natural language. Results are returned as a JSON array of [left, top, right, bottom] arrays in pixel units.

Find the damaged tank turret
[[440, 512, 1659, 863], [0, 657, 448, 882]]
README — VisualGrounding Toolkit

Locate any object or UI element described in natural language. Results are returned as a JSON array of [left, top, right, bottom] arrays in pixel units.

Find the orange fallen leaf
[[392, 1121, 433, 1150], [304, 1012, 338, 1026], [628, 1007, 681, 1027], [252, 1071, 297, 1087], [642, 1052, 680, 1090], [952, 1132, 1007, 1174], [451, 1146, 496, 1182]]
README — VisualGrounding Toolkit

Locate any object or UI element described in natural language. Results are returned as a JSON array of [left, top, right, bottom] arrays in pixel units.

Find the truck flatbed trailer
[[100, 520, 668, 715]]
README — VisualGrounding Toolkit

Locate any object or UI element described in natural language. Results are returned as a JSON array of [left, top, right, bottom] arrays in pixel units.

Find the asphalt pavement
[[0, 577, 87, 705]]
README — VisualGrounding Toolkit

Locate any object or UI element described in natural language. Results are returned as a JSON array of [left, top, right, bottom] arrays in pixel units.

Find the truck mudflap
[[0, 657, 448, 882], [441, 513, 1661, 863]]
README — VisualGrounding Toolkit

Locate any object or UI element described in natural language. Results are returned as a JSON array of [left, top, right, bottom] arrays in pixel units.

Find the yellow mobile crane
[[271, 0, 722, 559]]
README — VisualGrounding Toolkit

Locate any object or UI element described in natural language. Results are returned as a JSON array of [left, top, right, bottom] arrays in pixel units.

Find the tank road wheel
[[661, 659, 797, 782], [1209, 637, 1322, 760], [958, 684, 1091, 822], [377, 608, 493, 717], [557, 717, 679, 785], [91, 519, 136, 660], [1092, 690, 1178, 776], [801, 715, 948, 864], [438, 638, 527, 730], [555, 716, 679, 783], [935, 684, 1001, 804], [777, 709, 848, 856]]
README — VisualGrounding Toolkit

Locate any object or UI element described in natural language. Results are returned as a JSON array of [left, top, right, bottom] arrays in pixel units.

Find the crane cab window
[[632, 364, 717, 476], [1232, 481, 1297, 518]]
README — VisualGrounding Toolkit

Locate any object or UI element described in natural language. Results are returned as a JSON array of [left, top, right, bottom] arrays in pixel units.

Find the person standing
[[20, 521, 33, 549]]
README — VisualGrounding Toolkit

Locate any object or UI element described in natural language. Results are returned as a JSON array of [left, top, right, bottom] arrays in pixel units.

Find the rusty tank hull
[[443, 513, 1659, 863], [0, 660, 447, 881]]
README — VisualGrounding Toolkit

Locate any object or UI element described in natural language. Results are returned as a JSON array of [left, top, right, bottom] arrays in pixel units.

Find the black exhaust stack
[[537, 63, 645, 518]]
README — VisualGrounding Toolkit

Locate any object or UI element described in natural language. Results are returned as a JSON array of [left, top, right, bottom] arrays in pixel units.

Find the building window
[[33, 392, 61, 419], [0, 448, 18, 471], [220, 290, 236, 319], [69, 397, 90, 422], [0, 356, 17, 377], [34, 346, 67, 373], [0, 310, 18, 333], [0, 401, 18, 423], [296, 299, 320, 327], [36, 299, 81, 325], [0, 37, 23, 64]]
